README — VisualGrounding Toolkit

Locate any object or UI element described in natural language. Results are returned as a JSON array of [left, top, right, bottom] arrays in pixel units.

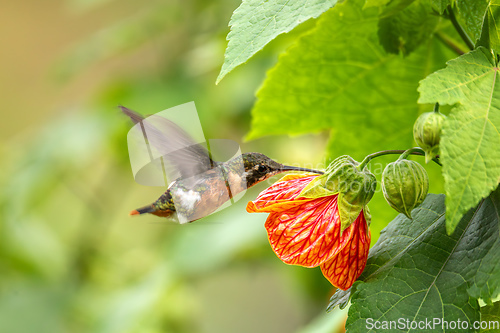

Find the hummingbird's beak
[[280, 165, 324, 175]]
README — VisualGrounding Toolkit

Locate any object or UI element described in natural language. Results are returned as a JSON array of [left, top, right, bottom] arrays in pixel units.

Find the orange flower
[[247, 173, 370, 290]]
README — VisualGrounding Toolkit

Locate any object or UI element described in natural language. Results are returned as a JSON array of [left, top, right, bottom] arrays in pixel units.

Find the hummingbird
[[121, 106, 323, 223]]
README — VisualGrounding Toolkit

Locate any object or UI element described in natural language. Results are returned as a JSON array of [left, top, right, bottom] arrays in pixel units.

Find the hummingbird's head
[[241, 152, 323, 187]]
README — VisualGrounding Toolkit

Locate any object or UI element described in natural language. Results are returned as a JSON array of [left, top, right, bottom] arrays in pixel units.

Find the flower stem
[[446, 6, 474, 50], [398, 147, 425, 160], [358, 148, 441, 170], [433, 103, 440, 113]]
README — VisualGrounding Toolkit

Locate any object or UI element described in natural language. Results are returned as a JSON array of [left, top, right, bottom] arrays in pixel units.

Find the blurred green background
[[0, 0, 443, 332], [0, 0, 346, 332]]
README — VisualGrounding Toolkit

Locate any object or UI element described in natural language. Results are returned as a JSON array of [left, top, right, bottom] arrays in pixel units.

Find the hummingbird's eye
[[257, 164, 267, 173]]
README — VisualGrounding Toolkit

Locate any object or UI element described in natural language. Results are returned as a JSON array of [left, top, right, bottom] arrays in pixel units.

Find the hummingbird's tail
[[129, 204, 175, 218], [129, 205, 156, 216]]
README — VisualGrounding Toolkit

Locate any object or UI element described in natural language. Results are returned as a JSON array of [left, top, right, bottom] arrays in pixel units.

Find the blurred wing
[[120, 106, 214, 178]]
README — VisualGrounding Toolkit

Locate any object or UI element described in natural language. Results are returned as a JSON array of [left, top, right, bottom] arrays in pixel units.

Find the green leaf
[[477, 0, 500, 55], [469, 241, 500, 305], [431, 0, 450, 14], [418, 47, 500, 234], [247, 0, 456, 159], [340, 192, 500, 332], [216, 0, 337, 84], [481, 302, 500, 332], [455, 0, 489, 44], [327, 287, 351, 312], [468, 187, 500, 305], [378, 0, 439, 55]]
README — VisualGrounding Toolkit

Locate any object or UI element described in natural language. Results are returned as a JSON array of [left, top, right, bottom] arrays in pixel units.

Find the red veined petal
[[246, 174, 319, 213], [320, 212, 370, 290], [265, 194, 354, 267]]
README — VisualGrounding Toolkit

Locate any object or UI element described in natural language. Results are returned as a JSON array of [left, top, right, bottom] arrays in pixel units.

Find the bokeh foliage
[[219, 0, 500, 331], [0, 0, 343, 332]]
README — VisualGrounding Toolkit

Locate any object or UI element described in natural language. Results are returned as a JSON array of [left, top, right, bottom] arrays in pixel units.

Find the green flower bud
[[413, 107, 446, 163], [382, 159, 429, 219], [300, 155, 377, 231]]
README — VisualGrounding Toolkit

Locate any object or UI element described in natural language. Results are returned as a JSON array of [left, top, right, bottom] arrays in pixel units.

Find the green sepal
[[424, 146, 439, 164], [337, 193, 365, 232], [363, 205, 372, 229], [299, 176, 337, 198], [299, 155, 376, 232]]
